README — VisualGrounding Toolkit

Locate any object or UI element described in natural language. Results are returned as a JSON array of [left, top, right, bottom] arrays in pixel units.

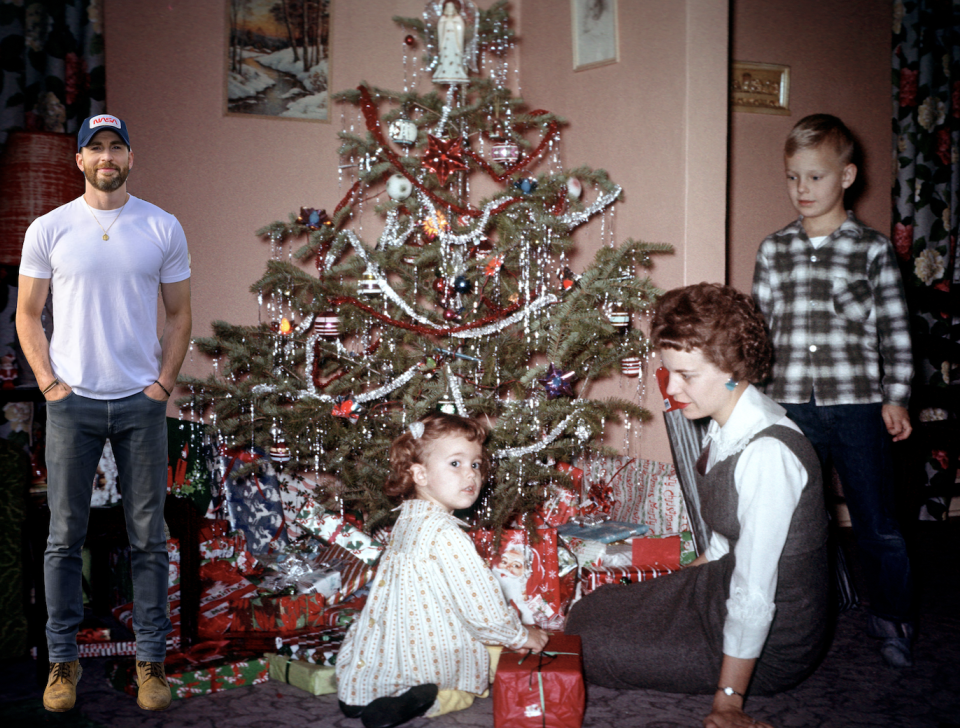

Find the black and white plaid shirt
[[752, 213, 912, 408]]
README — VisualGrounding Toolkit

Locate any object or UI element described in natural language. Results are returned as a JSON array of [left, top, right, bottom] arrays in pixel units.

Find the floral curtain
[[0, 0, 105, 146], [892, 0, 960, 520]]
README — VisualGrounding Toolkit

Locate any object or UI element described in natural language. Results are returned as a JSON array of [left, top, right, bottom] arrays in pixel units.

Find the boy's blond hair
[[784, 113, 855, 166]]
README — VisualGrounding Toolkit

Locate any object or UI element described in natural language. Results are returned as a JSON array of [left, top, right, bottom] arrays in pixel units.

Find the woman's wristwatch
[[718, 686, 745, 698]]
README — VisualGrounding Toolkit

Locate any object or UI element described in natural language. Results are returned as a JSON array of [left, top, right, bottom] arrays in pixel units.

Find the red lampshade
[[0, 131, 84, 265]]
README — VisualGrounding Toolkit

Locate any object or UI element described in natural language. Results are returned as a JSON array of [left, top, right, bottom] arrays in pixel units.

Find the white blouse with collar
[[701, 384, 809, 659]]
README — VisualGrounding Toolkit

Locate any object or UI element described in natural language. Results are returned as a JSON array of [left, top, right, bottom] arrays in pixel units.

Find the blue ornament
[[538, 363, 576, 399], [453, 275, 473, 294], [297, 207, 330, 230], [514, 177, 538, 194]]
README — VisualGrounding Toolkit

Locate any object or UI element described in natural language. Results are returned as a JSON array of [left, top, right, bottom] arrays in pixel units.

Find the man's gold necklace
[[86, 195, 129, 241]]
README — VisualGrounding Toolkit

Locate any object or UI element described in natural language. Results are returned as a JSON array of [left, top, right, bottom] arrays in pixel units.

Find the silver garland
[[253, 361, 422, 407], [445, 364, 468, 416], [378, 208, 417, 250], [557, 186, 621, 229], [450, 292, 558, 339], [433, 85, 457, 136], [354, 362, 422, 403], [294, 313, 314, 336], [494, 412, 578, 458]]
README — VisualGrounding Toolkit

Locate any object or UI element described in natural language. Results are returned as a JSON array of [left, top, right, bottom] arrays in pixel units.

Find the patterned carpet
[[2, 522, 958, 728]]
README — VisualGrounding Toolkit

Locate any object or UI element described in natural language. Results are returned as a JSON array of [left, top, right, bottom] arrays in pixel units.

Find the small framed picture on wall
[[730, 61, 790, 115], [572, 0, 619, 71], [225, 0, 332, 121]]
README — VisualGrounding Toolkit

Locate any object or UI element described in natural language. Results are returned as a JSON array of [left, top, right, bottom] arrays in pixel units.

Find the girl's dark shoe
[[340, 700, 366, 718], [360, 683, 439, 728]]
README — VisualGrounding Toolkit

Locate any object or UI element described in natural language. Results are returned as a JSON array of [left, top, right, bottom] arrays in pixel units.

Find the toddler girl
[[336, 413, 549, 728]]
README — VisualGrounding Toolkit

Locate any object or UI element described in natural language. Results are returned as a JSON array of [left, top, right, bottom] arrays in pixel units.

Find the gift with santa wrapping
[[472, 528, 564, 630], [535, 463, 583, 526], [493, 633, 585, 728], [108, 641, 268, 700]]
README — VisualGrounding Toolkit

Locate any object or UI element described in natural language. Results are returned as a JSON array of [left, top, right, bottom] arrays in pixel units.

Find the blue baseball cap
[[77, 114, 131, 151]]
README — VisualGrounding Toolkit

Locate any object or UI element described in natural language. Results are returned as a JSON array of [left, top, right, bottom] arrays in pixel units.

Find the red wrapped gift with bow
[[493, 633, 585, 728]]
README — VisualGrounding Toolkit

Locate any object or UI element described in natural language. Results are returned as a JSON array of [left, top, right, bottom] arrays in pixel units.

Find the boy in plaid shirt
[[753, 114, 915, 668]]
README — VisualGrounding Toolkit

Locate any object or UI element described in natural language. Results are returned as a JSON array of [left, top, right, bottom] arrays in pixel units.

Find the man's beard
[[84, 162, 130, 192]]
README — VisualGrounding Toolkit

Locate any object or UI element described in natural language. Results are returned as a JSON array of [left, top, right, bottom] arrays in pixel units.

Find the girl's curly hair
[[384, 412, 491, 501], [650, 282, 772, 383]]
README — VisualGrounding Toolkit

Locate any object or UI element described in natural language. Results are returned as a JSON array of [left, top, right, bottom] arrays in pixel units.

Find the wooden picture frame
[[225, 0, 332, 122], [731, 61, 790, 116], [572, 0, 619, 71]]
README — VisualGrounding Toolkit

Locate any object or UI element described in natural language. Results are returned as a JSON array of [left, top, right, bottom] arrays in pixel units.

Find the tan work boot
[[43, 660, 82, 712], [136, 660, 172, 711]]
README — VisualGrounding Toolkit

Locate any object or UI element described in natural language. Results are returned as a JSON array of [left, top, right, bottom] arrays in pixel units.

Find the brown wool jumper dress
[[565, 425, 830, 696]]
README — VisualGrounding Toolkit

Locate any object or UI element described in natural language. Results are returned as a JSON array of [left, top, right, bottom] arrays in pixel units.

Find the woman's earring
[[725, 378, 739, 391]]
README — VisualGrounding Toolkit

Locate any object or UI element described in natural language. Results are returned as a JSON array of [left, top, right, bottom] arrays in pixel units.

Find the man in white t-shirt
[[16, 114, 192, 713]]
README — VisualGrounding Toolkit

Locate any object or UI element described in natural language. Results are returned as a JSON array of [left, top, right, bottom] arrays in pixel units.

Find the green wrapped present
[[108, 641, 268, 700], [267, 653, 337, 695]]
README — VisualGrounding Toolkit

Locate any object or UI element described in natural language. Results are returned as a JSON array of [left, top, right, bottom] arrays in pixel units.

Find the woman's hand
[[704, 704, 774, 728], [517, 626, 549, 654]]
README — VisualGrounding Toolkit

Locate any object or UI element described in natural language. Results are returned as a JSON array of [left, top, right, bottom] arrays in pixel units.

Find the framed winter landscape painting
[[226, 0, 331, 122], [571, 0, 618, 71]]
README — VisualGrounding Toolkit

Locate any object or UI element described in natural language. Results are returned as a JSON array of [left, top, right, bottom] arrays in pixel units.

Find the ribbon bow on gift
[[512, 650, 579, 728]]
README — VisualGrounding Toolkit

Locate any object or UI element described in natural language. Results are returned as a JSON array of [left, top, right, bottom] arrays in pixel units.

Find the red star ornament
[[422, 134, 468, 185]]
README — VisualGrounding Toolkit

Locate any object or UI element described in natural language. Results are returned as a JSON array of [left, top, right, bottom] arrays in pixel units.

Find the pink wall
[[519, 1, 730, 462], [728, 0, 892, 293], [104, 0, 731, 464]]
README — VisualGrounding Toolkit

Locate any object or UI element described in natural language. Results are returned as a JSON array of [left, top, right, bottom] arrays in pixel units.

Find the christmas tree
[[181, 1, 671, 533]]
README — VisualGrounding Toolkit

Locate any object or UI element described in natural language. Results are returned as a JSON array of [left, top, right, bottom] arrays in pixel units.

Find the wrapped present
[[631, 531, 697, 569], [583, 456, 691, 536], [556, 520, 649, 543], [274, 627, 346, 666], [317, 595, 366, 629], [234, 593, 327, 634], [267, 653, 337, 695], [562, 537, 605, 569], [596, 540, 633, 567], [197, 559, 260, 637], [211, 625, 347, 665], [198, 519, 252, 562], [493, 633, 585, 728], [316, 541, 376, 603], [294, 504, 384, 566], [35, 635, 180, 660], [220, 447, 288, 554], [580, 563, 676, 596], [109, 641, 268, 700], [473, 529, 564, 630], [537, 481, 580, 527]]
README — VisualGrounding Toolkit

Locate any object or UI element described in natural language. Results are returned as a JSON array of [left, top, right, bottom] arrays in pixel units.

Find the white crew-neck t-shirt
[[20, 195, 191, 399]]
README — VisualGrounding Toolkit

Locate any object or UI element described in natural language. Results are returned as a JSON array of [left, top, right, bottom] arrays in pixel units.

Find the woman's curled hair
[[650, 282, 772, 383]]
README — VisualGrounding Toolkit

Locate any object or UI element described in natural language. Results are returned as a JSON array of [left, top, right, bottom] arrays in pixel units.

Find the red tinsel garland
[[356, 86, 558, 218]]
